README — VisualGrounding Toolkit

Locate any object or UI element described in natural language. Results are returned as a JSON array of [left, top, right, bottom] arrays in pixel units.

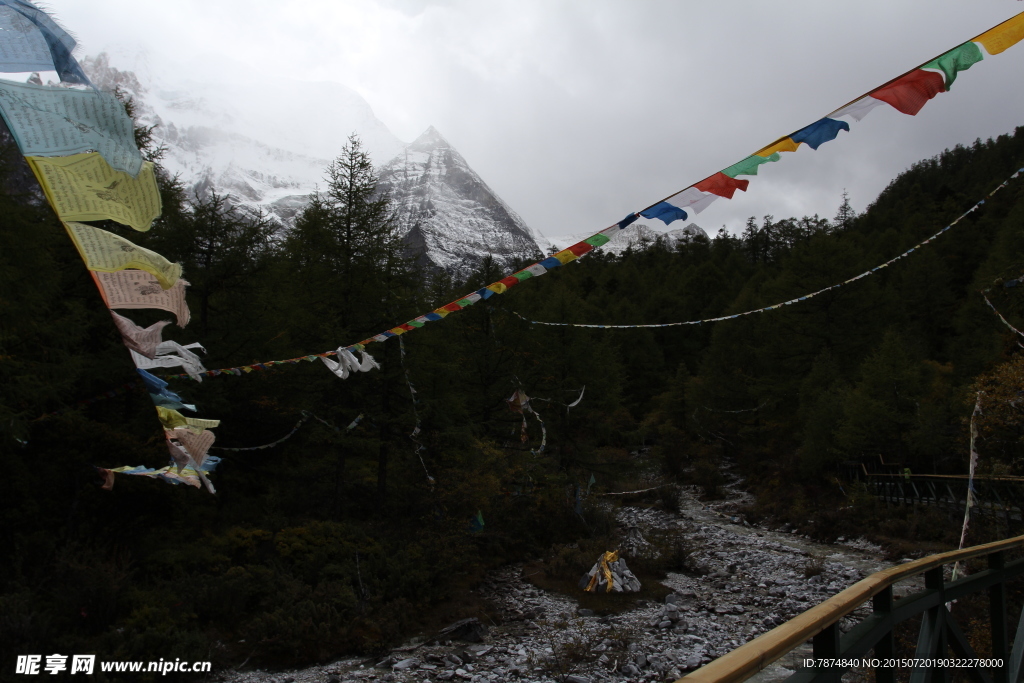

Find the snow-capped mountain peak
[[79, 50, 547, 274], [378, 125, 544, 273]]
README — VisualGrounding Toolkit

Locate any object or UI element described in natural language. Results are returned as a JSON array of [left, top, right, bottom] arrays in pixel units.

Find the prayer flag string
[[512, 167, 1023, 330], [0, 2, 221, 490], [398, 337, 434, 484], [271, 11, 1024, 362], [47, 164, 1022, 414], [982, 292, 1024, 339]]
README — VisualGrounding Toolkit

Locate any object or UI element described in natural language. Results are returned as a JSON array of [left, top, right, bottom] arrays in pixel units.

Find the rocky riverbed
[[219, 470, 919, 683]]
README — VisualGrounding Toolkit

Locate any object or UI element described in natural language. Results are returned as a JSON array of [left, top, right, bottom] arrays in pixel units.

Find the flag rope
[[512, 167, 1022, 330]]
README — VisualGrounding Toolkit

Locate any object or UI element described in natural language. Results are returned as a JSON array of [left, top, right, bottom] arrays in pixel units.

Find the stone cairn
[[579, 550, 641, 593]]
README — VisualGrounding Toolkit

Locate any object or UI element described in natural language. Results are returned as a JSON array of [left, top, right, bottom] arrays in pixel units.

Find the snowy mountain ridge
[[378, 126, 548, 272], [79, 50, 545, 274]]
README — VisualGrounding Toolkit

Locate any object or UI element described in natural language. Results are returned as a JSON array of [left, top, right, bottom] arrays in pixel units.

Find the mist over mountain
[[80, 50, 550, 274]]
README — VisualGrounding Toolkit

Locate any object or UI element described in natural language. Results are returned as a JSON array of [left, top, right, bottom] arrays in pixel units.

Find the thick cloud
[[48, 0, 1024, 238]]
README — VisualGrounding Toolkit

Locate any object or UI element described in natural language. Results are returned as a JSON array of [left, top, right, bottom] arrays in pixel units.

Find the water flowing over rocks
[[219, 471, 912, 683]]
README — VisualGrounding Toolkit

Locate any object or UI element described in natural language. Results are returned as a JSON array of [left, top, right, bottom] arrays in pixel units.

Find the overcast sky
[[45, 0, 1024, 239]]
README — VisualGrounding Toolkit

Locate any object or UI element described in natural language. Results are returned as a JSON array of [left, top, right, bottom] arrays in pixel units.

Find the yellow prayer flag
[[553, 250, 578, 265], [155, 406, 219, 432], [486, 282, 507, 295], [974, 12, 1024, 55], [156, 406, 188, 429], [755, 137, 800, 157], [27, 152, 162, 231], [64, 222, 181, 289]]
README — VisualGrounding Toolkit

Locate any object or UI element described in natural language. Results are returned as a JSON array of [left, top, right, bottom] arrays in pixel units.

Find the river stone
[[621, 663, 640, 676], [439, 618, 488, 643], [393, 658, 419, 670]]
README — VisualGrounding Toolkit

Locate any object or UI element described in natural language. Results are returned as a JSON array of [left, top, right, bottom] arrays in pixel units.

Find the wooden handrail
[[679, 533, 1024, 683]]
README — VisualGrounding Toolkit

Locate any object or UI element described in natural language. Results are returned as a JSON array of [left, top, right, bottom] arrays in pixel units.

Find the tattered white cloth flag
[[167, 426, 215, 469], [131, 341, 206, 382], [110, 310, 169, 358], [321, 347, 380, 379]]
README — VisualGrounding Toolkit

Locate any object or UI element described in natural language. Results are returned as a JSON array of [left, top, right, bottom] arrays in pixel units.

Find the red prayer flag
[[499, 275, 520, 289], [568, 242, 594, 257], [870, 70, 945, 116], [694, 172, 750, 199], [441, 302, 462, 312], [98, 468, 115, 490]]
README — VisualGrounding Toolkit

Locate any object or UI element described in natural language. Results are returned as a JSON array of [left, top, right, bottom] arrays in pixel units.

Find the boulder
[[438, 617, 488, 643]]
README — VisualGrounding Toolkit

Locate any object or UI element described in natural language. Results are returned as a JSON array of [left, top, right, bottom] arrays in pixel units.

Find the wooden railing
[[679, 534, 1024, 683], [861, 473, 1023, 523]]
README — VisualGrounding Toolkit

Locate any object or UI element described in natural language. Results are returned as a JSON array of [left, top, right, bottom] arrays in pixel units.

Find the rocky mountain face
[[79, 51, 545, 275], [377, 126, 546, 273]]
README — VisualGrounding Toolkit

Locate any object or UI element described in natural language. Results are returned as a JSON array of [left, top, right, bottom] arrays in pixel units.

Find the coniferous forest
[[3, 103, 1024, 673]]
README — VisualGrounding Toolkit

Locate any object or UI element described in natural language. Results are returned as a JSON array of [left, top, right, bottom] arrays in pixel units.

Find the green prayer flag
[[924, 42, 983, 89], [722, 153, 781, 178], [585, 233, 611, 247]]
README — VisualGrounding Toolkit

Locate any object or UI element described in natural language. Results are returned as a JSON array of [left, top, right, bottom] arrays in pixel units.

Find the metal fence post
[[874, 585, 896, 683], [813, 622, 841, 683], [991, 552, 1008, 683]]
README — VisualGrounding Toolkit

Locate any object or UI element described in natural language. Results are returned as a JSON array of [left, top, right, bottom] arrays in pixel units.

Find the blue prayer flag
[[790, 117, 850, 150], [0, 78, 143, 175], [640, 201, 688, 226], [539, 257, 563, 270], [0, 1, 89, 84], [618, 212, 639, 229]]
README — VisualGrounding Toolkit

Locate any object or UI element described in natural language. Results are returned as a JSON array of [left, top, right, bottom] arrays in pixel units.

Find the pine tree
[[833, 189, 856, 231], [278, 133, 417, 508]]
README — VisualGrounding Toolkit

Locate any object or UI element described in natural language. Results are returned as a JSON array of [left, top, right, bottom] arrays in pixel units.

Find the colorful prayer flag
[[110, 311, 170, 358], [870, 70, 945, 116], [65, 223, 181, 288], [695, 172, 750, 199], [639, 201, 688, 225], [91, 271, 190, 327], [27, 153, 162, 231], [0, 0, 88, 84], [923, 42, 984, 89], [0, 78, 143, 175], [789, 117, 850, 150], [974, 12, 1024, 55]]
